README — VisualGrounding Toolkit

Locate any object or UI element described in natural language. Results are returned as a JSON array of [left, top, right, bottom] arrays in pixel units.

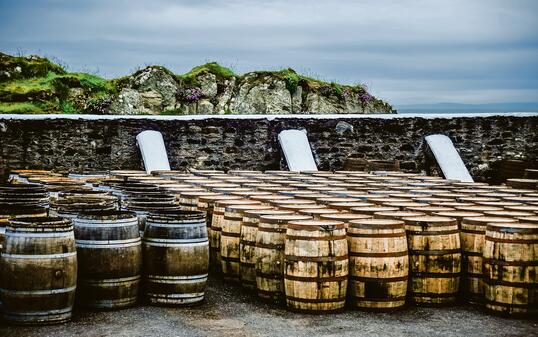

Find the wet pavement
[[1, 276, 536, 337]]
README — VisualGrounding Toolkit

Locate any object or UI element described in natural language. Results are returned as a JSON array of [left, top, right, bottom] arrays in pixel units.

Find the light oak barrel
[[143, 210, 209, 305], [74, 210, 142, 309], [347, 219, 409, 310], [403, 216, 461, 306], [255, 214, 312, 303], [0, 217, 77, 325], [284, 220, 348, 313], [221, 204, 270, 283], [483, 222, 538, 317], [240, 209, 293, 290]]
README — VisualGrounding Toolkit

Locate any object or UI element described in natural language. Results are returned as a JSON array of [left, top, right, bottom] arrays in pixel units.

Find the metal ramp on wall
[[425, 134, 473, 182], [278, 129, 318, 172], [136, 130, 171, 174]]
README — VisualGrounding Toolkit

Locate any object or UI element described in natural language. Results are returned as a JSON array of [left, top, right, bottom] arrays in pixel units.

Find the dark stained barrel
[[0, 205, 48, 250], [0, 217, 77, 324], [143, 210, 209, 305], [403, 216, 461, 305], [0, 183, 49, 207], [483, 222, 538, 317], [74, 210, 142, 309]]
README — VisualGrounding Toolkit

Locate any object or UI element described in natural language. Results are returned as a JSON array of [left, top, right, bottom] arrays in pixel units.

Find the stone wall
[[0, 114, 537, 182]]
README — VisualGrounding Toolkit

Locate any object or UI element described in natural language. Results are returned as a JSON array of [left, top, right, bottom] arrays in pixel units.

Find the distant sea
[[395, 102, 538, 114]]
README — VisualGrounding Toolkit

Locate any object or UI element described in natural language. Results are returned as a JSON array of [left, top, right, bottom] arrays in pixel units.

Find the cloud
[[0, 0, 537, 105]]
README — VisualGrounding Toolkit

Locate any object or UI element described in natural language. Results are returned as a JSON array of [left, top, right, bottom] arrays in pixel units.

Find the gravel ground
[[1, 276, 536, 337]]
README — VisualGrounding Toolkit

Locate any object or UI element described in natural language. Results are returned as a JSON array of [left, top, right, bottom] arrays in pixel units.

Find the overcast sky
[[1, 0, 537, 105]]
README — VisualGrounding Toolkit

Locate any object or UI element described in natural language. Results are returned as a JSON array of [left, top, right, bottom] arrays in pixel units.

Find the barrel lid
[[348, 218, 404, 229], [179, 191, 219, 198], [486, 222, 538, 234], [407, 206, 456, 212], [502, 196, 538, 203], [350, 206, 399, 214], [475, 201, 523, 207], [214, 199, 260, 207], [230, 191, 272, 197], [225, 204, 273, 213], [9, 216, 72, 229], [147, 209, 205, 221], [483, 210, 535, 217], [76, 210, 137, 221], [259, 214, 312, 224], [198, 194, 239, 203], [278, 204, 326, 211], [497, 188, 535, 194], [328, 202, 374, 210], [243, 209, 293, 218], [250, 195, 293, 202], [515, 216, 538, 224], [204, 183, 241, 188], [454, 205, 504, 212], [0, 183, 46, 191], [434, 211, 483, 219], [0, 205, 48, 216], [270, 199, 316, 206], [368, 197, 409, 204], [403, 216, 457, 225], [287, 219, 345, 231], [316, 197, 357, 204], [298, 208, 340, 216], [505, 205, 538, 213], [374, 210, 427, 219], [462, 216, 518, 226], [384, 202, 424, 208], [319, 213, 372, 221]]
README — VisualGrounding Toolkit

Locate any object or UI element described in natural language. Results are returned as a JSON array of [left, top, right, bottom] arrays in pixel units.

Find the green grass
[[177, 62, 237, 87], [0, 102, 52, 114]]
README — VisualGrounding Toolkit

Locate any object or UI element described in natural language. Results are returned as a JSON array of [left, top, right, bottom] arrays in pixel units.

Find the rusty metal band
[[213, 211, 224, 216], [242, 222, 258, 228], [411, 272, 461, 278], [461, 228, 486, 235], [210, 227, 222, 232], [239, 239, 256, 246], [285, 254, 349, 262], [485, 236, 538, 244], [256, 242, 284, 250], [239, 261, 255, 267], [256, 272, 282, 280], [463, 251, 482, 257], [465, 272, 483, 278], [224, 216, 243, 221], [350, 275, 408, 282], [284, 274, 348, 282], [349, 251, 408, 258], [285, 296, 346, 303], [407, 229, 460, 235], [347, 232, 406, 238], [350, 295, 407, 301], [287, 224, 345, 231], [220, 256, 239, 262], [349, 223, 405, 230], [409, 249, 461, 256], [221, 231, 241, 238], [257, 227, 286, 233], [483, 258, 538, 267], [285, 235, 347, 241]]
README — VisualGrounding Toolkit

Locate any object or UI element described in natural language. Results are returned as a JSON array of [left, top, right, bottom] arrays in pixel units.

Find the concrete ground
[[1, 276, 536, 337]]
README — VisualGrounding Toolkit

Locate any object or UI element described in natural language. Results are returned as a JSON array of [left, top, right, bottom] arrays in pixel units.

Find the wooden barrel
[[0, 205, 48, 250], [350, 206, 399, 216], [483, 222, 538, 317], [143, 210, 209, 305], [221, 203, 269, 283], [327, 202, 374, 212], [319, 213, 372, 229], [347, 219, 408, 310], [0, 217, 77, 324], [178, 191, 219, 211], [240, 209, 293, 290], [284, 220, 348, 313], [197, 194, 240, 272], [298, 208, 340, 219], [74, 210, 142, 309], [255, 214, 312, 303], [403, 216, 461, 305], [459, 216, 518, 304], [373, 210, 426, 221], [517, 216, 538, 224]]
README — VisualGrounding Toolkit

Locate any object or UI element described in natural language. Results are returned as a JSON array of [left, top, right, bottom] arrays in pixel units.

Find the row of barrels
[[4, 169, 538, 320], [0, 209, 209, 325]]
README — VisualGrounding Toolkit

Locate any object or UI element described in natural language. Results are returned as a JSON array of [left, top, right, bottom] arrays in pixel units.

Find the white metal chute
[[278, 129, 318, 172], [136, 130, 171, 174], [425, 134, 473, 182]]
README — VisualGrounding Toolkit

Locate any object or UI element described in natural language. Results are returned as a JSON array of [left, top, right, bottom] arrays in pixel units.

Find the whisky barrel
[[0, 205, 47, 250], [240, 209, 293, 290], [0, 183, 49, 207], [327, 202, 374, 212], [319, 213, 372, 229], [516, 216, 538, 224], [0, 217, 77, 324], [207, 196, 244, 273], [143, 210, 209, 305], [221, 204, 270, 283], [298, 208, 340, 219], [177, 191, 219, 211], [459, 216, 518, 304], [255, 214, 312, 303], [350, 206, 399, 216], [403, 216, 461, 305], [483, 223, 538, 317], [347, 219, 408, 310], [74, 210, 142, 309], [284, 220, 348, 313], [373, 210, 426, 221]]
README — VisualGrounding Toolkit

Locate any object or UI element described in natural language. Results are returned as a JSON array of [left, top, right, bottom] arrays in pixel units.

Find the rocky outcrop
[[0, 52, 395, 114]]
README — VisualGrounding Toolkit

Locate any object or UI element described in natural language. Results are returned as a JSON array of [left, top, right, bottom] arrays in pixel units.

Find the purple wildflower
[[177, 87, 203, 103]]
